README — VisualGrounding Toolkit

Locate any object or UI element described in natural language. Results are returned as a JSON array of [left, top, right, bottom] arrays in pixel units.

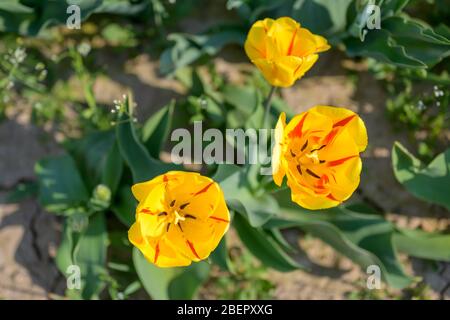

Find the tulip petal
[[272, 17, 300, 56], [328, 157, 362, 201], [313, 34, 331, 53], [291, 28, 321, 57], [244, 24, 268, 60], [129, 171, 230, 267], [272, 112, 287, 186], [294, 54, 319, 79], [273, 105, 367, 210], [312, 106, 368, 152], [245, 17, 329, 87], [290, 187, 340, 210], [136, 183, 167, 215], [274, 56, 303, 87]]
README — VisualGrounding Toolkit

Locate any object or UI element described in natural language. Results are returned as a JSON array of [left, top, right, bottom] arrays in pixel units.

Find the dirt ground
[[0, 47, 449, 299]]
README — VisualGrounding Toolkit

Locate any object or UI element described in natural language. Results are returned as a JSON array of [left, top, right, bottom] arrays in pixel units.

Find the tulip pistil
[[173, 210, 185, 225]]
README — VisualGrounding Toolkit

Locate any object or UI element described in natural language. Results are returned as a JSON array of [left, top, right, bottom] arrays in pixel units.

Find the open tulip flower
[[128, 171, 230, 267], [245, 17, 330, 87], [273, 106, 368, 210]]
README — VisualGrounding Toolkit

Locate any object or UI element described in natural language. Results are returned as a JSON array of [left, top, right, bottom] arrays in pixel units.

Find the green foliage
[[0, 0, 151, 36], [385, 82, 449, 136], [233, 213, 304, 272], [345, 15, 450, 68], [34, 92, 213, 300], [347, 278, 434, 300], [56, 212, 108, 299], [209, 237, 232, 272], [115, 94, 179, 183], [159, 0, 450, 75], [367, 53, 449, 161], [35, 154, 90, 214], [264, 195, 413, 289], [133, 248, 210, 299], [68, 130, 123, 194], [160, 27, 246, 76], [0, 39, 49, 120], [213, 164, 279, 227], [175, 64, 292, 133], [209, 247, 275, 300], [392, 142, 450, 210], [141, 100, 175, 159], [20, 0, 450, 300], [111, 185, 135, 227], [393, 228, 450, 261]]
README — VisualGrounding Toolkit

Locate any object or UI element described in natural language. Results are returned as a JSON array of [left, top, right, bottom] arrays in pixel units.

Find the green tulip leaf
[[392, 142, 450, 210], [35, 154, 89, 214], [116, 94, 179, 184], [213, 164, 279, 227], [142, 101, 175, 159], [133, 247, 210, 300], [234, 213, 305, 272]]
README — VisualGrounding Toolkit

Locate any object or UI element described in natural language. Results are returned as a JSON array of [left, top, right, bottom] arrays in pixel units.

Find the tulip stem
[[263, 86, 276, 128]]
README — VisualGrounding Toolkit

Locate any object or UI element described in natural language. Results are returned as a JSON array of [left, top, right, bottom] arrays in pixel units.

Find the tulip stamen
[[170, 200, 176, 207], [306, 168, 321, 179], [301, 140, 308, 152], [166, 223, 171, 232], [310, 144, 326, 153], [296, 164, 303, 175], [185, 214, 196, 219], [158, 212, 167, 217], [290, 149, 296, 157], [180, 202, 190, 210]]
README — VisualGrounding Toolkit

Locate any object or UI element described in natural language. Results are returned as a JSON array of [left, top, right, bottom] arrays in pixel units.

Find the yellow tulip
[[272, 106, 368, 210], [244, 17, 330, 87], [128, 171, 230, 267]]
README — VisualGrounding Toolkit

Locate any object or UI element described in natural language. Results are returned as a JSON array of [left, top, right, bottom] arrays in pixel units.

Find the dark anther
[[310, 145, 326, 153], [319, 160, 326, 164], [306, 169, 321, 179], [301, 140, 308, 152], [185, 214, 196, 219], [158, 212, 167, 216], [166, 223, 171, 232], [296, 164, 302, 175], [178, 224, 183, 232], [180, 203, 190, 210], [170, 200, 175, 207], [290, 149, 296, 157]]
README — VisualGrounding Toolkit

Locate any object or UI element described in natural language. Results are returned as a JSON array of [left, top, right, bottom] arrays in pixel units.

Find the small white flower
[[13, 47, 26, 64], [77, 42, 91, 57]]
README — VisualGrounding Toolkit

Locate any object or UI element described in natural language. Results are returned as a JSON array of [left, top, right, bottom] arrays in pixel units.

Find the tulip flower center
[[287, 137, 330, 189], [305, 151, 320, 164], [148, 199, 197, 233]]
